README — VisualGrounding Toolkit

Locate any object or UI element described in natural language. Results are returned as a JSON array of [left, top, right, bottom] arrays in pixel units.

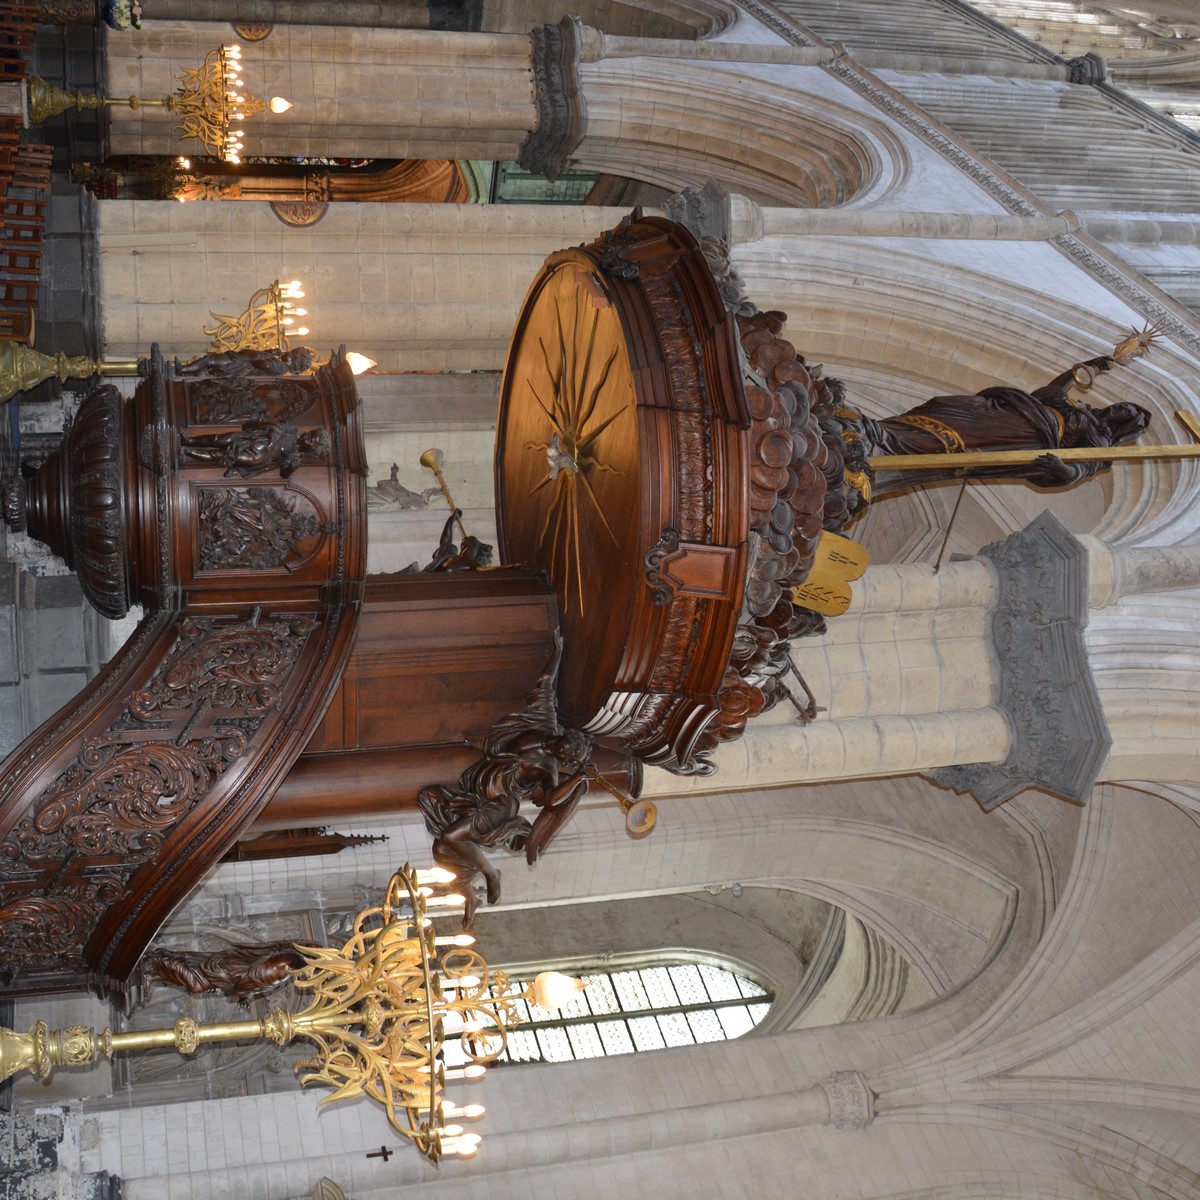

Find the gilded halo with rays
[[522, 271, 631, 617]]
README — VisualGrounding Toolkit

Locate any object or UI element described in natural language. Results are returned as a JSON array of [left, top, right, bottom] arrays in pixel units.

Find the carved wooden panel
[[257, 571, 560, 827], [0, 348, 367, 997]]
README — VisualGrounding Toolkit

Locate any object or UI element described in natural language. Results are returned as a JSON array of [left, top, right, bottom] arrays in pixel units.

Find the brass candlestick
[[0, 343, 141, 403], [28, 45, 291, 162]]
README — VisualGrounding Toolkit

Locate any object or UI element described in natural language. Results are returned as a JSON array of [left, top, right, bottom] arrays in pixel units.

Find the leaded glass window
[[444, 961, 772, 1067]]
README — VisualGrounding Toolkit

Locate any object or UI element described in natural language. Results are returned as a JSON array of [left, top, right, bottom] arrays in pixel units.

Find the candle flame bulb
[[345, 352, 377, 376], [528, 971, 588, 1010], [444, 1102, 486, 1119], [444, 1064, 486, 1080]]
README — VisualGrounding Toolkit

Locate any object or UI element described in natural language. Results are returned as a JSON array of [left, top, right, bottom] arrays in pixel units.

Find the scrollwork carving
[[0, 610, 322, 986], [1, 735, 245, 866], [131, 613, 318, 719], [0, 898, 90, 980], [644, 529, 682, 606]]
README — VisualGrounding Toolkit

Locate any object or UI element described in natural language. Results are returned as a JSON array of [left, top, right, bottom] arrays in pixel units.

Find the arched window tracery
[[444, 957, 773, 1066]]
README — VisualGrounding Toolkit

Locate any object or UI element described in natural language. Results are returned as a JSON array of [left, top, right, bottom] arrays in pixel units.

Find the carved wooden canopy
[[0, 349, 366, 996], [495, 215, 751, 770]]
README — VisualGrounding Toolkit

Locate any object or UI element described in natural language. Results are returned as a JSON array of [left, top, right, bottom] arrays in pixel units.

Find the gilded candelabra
[[172, 45, 291, 163], [203, 279, 309, 353], [0, 865, 582, 1162], [27, 45, 292, 162]]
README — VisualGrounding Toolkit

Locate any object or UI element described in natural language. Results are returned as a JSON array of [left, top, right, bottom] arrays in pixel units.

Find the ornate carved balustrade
[[0, 348, 366, 996]]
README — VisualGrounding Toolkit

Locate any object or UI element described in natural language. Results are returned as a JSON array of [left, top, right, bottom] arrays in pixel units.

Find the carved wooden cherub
[[417, 633, 590, 924], [423, 507, 494, 572], [177, 346, 314, 379], [179, 422, 329, 478]]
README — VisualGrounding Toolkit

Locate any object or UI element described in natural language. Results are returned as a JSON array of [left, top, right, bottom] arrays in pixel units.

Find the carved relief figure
[[189, 379, 316, 426], [418, 634, 590, 923], [142, 940, 308, 1002], [179, 423, 330, 478], [197, 486, 325, 571], [366, 463, 440, 511], [177, 346, 314, 379]]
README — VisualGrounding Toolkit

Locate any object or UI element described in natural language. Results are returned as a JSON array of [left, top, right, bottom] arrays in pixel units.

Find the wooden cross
[[869, 409, 1200, 472], [366, 1146, 393, 1161]]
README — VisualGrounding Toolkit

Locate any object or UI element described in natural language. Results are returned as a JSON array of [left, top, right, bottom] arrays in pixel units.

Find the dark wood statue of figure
[[423, 508, 494, 572], [141, 940, 309, 1002], [835, 354, 1152, 501], [176, 346, 314, 378], [178, 423, 330, 478], [418, 633, 590, 923]]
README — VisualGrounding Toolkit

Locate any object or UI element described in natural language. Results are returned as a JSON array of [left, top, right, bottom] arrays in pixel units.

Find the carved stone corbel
[[927, 511, 1110, 809], [664, 180, 735, 247], [819, 1070, 876, 1131], [1065, 52, 1107, 85], [519, 16, 587, 181]]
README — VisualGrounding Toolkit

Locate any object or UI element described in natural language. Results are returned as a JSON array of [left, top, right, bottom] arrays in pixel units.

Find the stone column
[[146, 0, 431, 25], [646, 513, 1142, 809], [105, 23, 537, 161], [644, 556, 1012, 797], [1080, 536, 1200, 785], [95, 199, 631, 369]]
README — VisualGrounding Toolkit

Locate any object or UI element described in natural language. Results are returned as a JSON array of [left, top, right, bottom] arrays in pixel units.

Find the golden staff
[[420, 447, 468, 543], [870, 410, 1200, 472]]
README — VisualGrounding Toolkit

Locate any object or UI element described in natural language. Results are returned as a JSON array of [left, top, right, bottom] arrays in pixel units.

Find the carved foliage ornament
[[133, 613, 317, 718], [1, 736, 243, 866], [519, 16, 586, 181]]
